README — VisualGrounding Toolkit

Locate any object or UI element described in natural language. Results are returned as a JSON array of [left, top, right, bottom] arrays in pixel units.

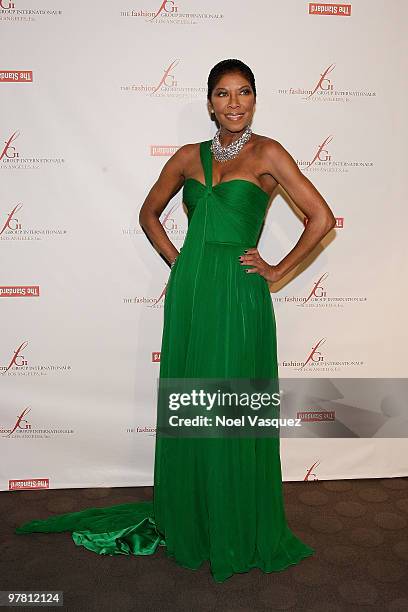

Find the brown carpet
[[2, 478, 408, 611]]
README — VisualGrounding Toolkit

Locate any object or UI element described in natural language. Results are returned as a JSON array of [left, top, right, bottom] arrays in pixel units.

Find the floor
[[2, 477, 408, 611]]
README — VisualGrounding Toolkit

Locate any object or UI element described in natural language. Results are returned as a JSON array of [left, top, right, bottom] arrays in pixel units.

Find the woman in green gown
[[15, 59, 336, 583]]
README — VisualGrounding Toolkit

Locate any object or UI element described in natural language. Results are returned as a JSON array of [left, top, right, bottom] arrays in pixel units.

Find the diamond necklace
[[210, 124, 252, 162]]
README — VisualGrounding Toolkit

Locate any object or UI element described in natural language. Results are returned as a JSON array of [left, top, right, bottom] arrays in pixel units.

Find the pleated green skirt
[[15, 242, 314, 583]]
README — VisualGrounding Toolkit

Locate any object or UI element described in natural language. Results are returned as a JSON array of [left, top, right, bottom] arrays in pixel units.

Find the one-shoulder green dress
[[15, 139, 314, 583]]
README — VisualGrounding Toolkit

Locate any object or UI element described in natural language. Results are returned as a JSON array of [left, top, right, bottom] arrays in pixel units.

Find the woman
[[16, 59, 335, 583]]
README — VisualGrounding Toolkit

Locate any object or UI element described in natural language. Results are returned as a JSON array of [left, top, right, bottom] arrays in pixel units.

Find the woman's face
[[208, 71, 256, 134]]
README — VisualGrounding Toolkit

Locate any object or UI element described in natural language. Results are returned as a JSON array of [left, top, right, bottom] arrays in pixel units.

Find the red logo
[[0, 130, 19, 161], [0, 204, 23, 236], [1, 341, 28, 374], [309, 4, 352, 16], [1, 408, 74, 438], [151, 58, 180, 93], [161, 201, 181, 230], [9, 478, 49, 491], [304, 135, 333, 168], [0, 285, 39, 297], [0, 1, 16, 9], [146, 0, 179, 22], [302, 273, 329, 305], [304, 460, 321, 481], [3, 408, 31, 437], [283, 62, 376, 103], [120, 4, 223, 25], [307, 64, 336, 98], [0, 71, 32, 82], [298, 410, 335, 422], [302, 338, 327, 369], [150, 145, 179, 157]]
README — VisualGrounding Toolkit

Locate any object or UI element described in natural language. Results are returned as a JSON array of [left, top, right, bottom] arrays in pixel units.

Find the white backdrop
[[1, 0, 407, 491]]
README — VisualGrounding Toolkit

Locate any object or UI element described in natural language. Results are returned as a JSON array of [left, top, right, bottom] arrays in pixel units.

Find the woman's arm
[[244, 140, 336, 282], [139, 145, 189, 266]]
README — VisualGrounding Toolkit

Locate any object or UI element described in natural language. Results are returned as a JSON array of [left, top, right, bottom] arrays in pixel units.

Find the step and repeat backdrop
[[1, 1, 407, 490]]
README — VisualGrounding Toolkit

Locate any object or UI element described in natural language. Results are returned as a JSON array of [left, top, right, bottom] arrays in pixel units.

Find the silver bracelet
[[170, 256, 178, 268]]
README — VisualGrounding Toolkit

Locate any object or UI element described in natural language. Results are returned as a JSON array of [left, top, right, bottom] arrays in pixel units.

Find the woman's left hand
[[239, 248, 281, 283]]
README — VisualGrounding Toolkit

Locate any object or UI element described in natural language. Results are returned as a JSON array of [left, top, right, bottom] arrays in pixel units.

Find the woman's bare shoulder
[[174, 142, 201, 163], [177, 141, 203, 153], [253, 134, 285, 153], [253, 135, 296, 170], [174, 142, 203, 175]]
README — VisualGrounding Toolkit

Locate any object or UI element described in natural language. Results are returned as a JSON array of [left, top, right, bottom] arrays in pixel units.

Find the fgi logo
[[3, 408, 31, 438], [301, 273, 329, 306], [304, 135, 333, 169], [301, 338, 326, 369], [304, 460, 321, 481], [307, 63, 335, 98], [0, 130, 19, 161], [1, 341, 29, 374], [147, 0, 179, 21], [161, 201, 181, 231], [0, 203, 23, 235], [151, 59, 180, 93]]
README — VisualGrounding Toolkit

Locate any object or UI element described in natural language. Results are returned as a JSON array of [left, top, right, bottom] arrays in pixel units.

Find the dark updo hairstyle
[[207, 59, 256, 102]]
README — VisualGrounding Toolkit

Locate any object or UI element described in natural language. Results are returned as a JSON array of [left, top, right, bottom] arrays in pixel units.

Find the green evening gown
[[15, 139, 315, 583]]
